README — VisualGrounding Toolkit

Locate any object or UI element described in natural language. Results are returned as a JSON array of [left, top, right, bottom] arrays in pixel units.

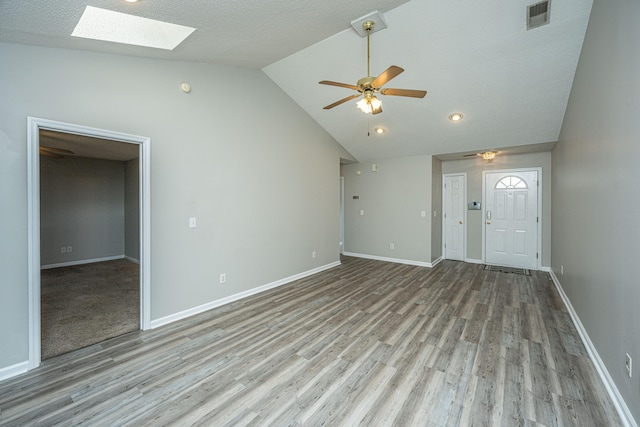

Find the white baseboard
[[464, 258, 484, 264], [540, 266, 551, 272], [549, 269, 637, 427], [150, 261, 342, 329], [124, 256, 140, 264], [343, 252, 433, 268], [431, 256, 443, 267], [41, 255, 125, 270], [0, 360, 29, 382]]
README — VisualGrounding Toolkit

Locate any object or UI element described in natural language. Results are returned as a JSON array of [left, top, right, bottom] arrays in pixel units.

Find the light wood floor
[[0, 257, 623, 426]]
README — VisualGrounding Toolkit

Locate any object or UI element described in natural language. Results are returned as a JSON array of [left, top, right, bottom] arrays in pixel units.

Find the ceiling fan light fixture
[[449, 113, 463, 122], [356, 94, 382, 114], [482, 151, 497, 160]]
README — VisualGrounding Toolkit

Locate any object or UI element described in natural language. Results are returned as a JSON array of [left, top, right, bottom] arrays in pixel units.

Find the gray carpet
[[41, 259, 140, 360]]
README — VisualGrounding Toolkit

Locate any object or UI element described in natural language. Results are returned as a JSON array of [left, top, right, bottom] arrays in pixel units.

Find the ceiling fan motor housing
[[357, 76, 376, 91]]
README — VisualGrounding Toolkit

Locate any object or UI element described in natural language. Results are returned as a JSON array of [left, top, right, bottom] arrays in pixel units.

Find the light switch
[[360, 210, 365, 216], [189, 217, 197, 228], [421, 211, 426, 217]]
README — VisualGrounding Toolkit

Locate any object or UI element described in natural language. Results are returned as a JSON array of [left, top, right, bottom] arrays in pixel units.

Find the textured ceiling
[[0, 0, 409, 68], [1, 0, 592, 162]]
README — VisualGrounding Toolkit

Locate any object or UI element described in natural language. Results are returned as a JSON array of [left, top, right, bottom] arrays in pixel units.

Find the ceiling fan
[[319, 19, 426, 115], [39, 146, 74, 159]]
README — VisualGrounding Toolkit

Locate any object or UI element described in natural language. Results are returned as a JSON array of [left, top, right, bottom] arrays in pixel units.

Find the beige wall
[[442, 152, 552, 266], [552, 0, 640, 421]]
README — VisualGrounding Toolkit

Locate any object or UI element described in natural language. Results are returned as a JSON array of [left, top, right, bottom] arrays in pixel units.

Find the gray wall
[[341, 156, 433, 264], [40, 156, 125, 265], [442, 152, 552, 267], [431, 157, 442, 262], [552, 0, 640, 419], [0, 42, 345, 370], [124, 158, 140, 261]]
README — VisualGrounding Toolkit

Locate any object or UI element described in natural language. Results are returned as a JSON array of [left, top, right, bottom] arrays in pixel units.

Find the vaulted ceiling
[[0, 0, 593, 162]]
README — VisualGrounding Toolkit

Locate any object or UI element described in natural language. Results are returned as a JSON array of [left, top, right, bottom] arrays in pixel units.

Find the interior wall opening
[[27, 117, 151, 369], [39, 130, 141, 359]]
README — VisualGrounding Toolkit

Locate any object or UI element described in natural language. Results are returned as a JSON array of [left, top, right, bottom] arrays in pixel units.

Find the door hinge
[[537, 217, 539, 223], [536, 253, 539, 259]]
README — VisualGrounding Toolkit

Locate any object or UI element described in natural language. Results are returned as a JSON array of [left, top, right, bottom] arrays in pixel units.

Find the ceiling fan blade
[[371, 66, 404, 88], [323, 94, 361, 110], [39, 149, 63, 159], [319, 80, 360, 91], [380, 88, 427, 98], [40, 146, 74, 155]]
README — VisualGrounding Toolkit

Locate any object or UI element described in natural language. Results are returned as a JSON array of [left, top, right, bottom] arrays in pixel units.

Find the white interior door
[[484, 170, 538, 269], [444, 174, 465, 261]]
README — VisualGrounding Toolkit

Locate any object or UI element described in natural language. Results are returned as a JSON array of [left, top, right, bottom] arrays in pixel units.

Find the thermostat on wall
[[468, 201, 481, 210]]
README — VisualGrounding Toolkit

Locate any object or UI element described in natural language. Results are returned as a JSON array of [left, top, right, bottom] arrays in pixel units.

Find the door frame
[[481, 167, 542, 270], [27, 117, 151, 370], [442, 173, 467, 261]]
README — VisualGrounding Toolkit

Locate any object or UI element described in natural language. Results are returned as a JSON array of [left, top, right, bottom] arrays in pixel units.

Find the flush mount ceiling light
[[449, 113, 463, 122], [481, 151, 497, 160], [72, 6, 196, 50], [374, 127, 385, 134]]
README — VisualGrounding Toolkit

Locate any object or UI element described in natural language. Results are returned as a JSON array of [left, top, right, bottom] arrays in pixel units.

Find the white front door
[[484, 170, 538, 269], [444, 174, 465, 261]]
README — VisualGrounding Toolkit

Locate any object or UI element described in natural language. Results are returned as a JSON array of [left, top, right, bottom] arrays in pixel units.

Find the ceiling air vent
[[527, 0, 551, 30]]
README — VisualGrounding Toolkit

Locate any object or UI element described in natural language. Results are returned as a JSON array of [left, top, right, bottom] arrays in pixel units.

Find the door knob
[[459, 221, 463, 224], [486, 221, 491, 224]]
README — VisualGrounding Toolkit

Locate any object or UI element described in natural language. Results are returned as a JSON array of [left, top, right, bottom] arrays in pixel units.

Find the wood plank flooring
[[0, 257, 623, 426]]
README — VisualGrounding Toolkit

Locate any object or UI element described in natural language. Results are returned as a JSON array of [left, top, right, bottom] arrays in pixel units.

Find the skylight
[[72, 6, 196, 50]]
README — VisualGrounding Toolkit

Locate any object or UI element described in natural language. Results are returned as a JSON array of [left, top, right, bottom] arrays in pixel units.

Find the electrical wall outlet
[[625, 353, 632, 378], [219, 273, 226, 284], [66, 246, 72, 253], [60, 246, 66, 253], [312, 251, 317, 259], [390, 243, 395, 250]]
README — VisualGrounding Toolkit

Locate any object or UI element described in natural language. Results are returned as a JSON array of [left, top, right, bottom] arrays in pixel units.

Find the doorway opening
[[27, 117, 151, 369]]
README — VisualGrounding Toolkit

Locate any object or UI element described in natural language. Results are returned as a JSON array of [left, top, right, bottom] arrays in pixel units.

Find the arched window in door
[[495, 176, 528, 189]]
